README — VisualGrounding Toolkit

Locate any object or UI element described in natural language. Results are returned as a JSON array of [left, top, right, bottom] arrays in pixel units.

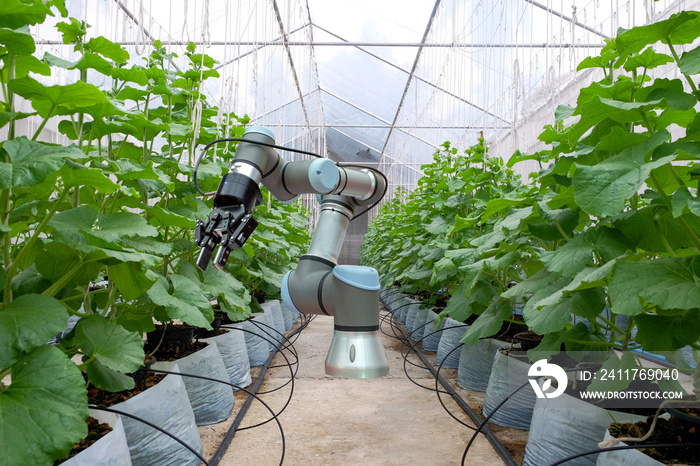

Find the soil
[[215, 310, 234, 325], [152, 340, 208, 362], [513, 330, 543, 350], [88, 372, 166, 407], [608, 417, 700, 464], [197, 326, 229, 340], [54, 417, 112, 465]]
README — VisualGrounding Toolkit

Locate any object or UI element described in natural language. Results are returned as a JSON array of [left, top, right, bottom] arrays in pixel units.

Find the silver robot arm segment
[[195, 125, 390, 378]]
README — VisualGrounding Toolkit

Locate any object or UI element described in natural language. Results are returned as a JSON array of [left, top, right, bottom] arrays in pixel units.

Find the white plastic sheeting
[[23, 0, 699, 201]]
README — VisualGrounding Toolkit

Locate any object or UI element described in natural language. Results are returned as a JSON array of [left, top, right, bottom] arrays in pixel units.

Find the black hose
[[194, 137, 323, 196], [89, 405, 210, 466], [209, 313, 310, 465], [146, 368, 286, 466], [378, 295, 517, 466], [217, 324, 296, 413]]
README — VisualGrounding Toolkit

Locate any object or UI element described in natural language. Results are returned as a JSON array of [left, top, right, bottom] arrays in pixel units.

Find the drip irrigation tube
[[89, 405, 210, 466], [147, 368, 288, 466], [381, 301, 517, 466], [209, 314, 313, 465]]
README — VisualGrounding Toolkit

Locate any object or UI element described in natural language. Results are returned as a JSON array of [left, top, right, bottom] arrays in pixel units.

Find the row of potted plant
[[365, 9, 700, 465], [0, 2, 311, 465]]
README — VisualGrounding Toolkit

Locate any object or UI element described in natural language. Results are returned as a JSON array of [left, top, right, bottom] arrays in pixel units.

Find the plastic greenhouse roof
[[33, 0, 689, 192]]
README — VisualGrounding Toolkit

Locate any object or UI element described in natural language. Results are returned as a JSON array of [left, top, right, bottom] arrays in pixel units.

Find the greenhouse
[[1, 0, 699, 465]]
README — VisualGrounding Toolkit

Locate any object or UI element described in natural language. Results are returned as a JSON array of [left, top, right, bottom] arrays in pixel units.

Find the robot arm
[[195, 126, 390, 378]]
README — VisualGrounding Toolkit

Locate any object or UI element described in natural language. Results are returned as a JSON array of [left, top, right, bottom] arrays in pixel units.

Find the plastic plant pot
[[596, 431, 665, 466], [152, 342, 235, 426], [234, 314, 272, 367], [278, 299, 299, 329], [61, 409, 131, 466], [111, 365, 203, 466], [457, 338, 512, 392], [201, 329, 252, 391], [482, 349, 536, 430], [409, 306, 429, 342], [435, 318, 467, 369], [422, 310, 445, 352], [404, 300, 421, 331], [261, 301, 286, 351], [523, 393, 647, 466]]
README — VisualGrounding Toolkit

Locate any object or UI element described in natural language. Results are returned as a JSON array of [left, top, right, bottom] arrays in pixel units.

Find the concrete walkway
[[199, 313, 510, 465]]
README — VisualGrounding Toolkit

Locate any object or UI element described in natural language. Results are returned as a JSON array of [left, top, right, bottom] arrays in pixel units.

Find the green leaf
[[635, 78, 697, 111], [34, 242, 103, 291], [561, 260, 617, 293], [0, 346, 88, 465], [0, 294, 68, 368], [540, 227, 627, 277], [617, 11, 700, 60], [75, 314, 144, 373], [89, 211, 158, 242], [527, 329, 567, 361], [85, 358, 135, 392], [0, 0, 53, 29], [449, 213, 479, 235], [56, 18, 86, 44], [146, 205, 194, 228], [502, 268, 557, 300], [507, 149, 542, 168], [564, 322, 607, 356], [573, 130, 674, 217], [121, 236, 173, 256], [110, 66, 148, 85], [522, 279, 572, 334], [0, 137, 83, 189], [48, 206, 98, 242], [0, 111, 35, 129], [0, 25, 35, 55], [680, 46, 700, 75], [671, 187, 700, 217], [86, 36, 129, 63], [623, 47, 673, 71], [107, 261, 156, 300], [146, 274, 213, 328], [425, 216, 451, 235], [481, 197, 531, 223], [635, 310, 700, 351], [609, 256, 700, 316], [460, 299, 512, 344], [8, 77, 110, 117], [60, 164, 119, 194], [613, 207, 692, 252]]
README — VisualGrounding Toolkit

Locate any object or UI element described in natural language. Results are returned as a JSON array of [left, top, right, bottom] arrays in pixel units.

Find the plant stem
[[5, 188, 69, 283], [667, 41, 700, 97], [553, 219, 571, 241], [7, 54, 15, 140], [41, 260, 84, 298], [565, 337, 619, 348], [1, 187, 12, 305], [31, 104, 57, 141], [65, 305, 90, 318], [597, 313, 626, 336], [76, 355, 96, 371], [649, 172, 700, 251], [103, 281, 118, 321], [667, 164, 687, 189]]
